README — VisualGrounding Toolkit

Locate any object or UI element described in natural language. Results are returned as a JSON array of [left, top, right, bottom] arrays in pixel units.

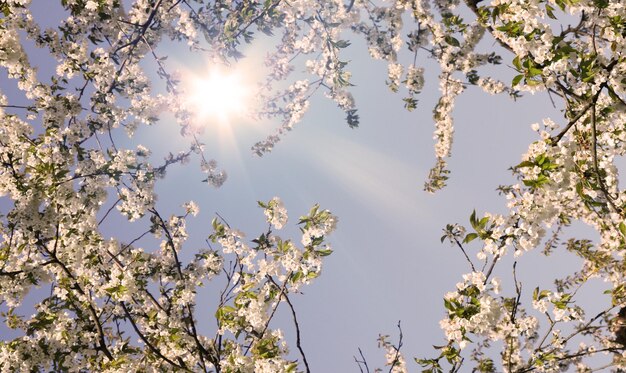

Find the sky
[[0, 2, 612, 371], [132, 29, 582, 370]]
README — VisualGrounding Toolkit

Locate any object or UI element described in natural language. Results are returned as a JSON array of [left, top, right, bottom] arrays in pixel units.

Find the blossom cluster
[[0, 1, 341, 371], [3, 0, 626, 371]]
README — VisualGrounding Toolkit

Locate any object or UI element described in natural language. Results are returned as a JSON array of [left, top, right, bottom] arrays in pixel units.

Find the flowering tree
[[0, 1, 340, 371], [1, 0, 626, 372]]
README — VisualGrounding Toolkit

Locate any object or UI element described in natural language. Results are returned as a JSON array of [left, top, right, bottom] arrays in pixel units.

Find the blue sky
[[1, 3, 608, 371], [132, 32, 583, 369]]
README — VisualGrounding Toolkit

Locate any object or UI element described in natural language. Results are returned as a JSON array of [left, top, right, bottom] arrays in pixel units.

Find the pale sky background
[[134, 30, 582, 370], [1, 3, 613, 371]]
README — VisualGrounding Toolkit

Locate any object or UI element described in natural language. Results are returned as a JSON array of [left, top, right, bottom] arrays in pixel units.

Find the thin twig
[[511, 261, 522, 323], [120, 302, 190, 371], [266, 275, 311, 373], [354, 347, 371, 373], [98, 197, 122, 225], [550, 98, 597, 145], [453, 237, 476, 272], [388, 321, 404, 373], [0, 104, 35, 110], [590, 101, 620, 213]]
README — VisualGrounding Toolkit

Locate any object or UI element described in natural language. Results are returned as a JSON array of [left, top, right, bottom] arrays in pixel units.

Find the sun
[[185, 67, 250, 125]]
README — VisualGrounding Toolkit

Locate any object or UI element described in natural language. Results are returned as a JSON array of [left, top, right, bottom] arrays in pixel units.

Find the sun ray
[[184, 66, 251, 128]]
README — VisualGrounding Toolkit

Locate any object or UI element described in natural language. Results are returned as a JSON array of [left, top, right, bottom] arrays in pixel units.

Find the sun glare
[[186, 67, 250, 125]]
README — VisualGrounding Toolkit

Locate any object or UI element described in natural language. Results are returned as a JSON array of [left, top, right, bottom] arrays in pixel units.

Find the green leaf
[[215, 305, 236, 321], [290, 271, 304, 283], [444, 35, 460, 47], [619, 222, 626, 238], [512, 74, 524, 86], [593, 0, 609, 8], [528, 66, 543, 77], [516, 160, 535, 169], [333, 40, 351, 48], [469, 210, 477, 230], [545, 4, 557, 19], [444, 298, 455, 312], [463, 233, 478, 244], [104, 284, 127, 297], [315, 249, 333, 256], [1, 4, 11, 16], [478, 216, 489, 229]]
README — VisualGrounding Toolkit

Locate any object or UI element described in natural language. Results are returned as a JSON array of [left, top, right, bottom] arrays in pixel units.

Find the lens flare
[[186, 67, 249, 125]]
